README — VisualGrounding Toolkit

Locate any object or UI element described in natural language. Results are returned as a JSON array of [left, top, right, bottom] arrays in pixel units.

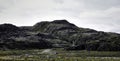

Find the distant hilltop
[[0, 19, 120, 51]]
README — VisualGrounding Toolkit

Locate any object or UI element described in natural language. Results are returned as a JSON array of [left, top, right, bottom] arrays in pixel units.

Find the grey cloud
[[53, 0, 64, 4], [78, 7, 120, 32], [0, 0, 120, 33], [76, 0, 120, 10]]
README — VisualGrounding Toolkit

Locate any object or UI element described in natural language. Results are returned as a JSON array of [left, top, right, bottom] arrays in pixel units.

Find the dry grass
[[0, 49, 120, 61]]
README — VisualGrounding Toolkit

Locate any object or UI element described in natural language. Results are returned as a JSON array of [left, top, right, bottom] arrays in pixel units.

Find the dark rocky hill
[[0, 20, 120, 51]]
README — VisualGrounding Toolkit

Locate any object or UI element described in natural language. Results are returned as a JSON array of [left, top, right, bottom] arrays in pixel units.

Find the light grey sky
[[0, 0, 120, 33]]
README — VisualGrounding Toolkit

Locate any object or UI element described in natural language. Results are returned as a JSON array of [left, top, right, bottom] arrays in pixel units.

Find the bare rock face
[[41, 49, 57, 55], [0, 19, 120, 51]]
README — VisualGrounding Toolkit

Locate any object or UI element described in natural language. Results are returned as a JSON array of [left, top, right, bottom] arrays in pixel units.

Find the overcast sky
[[0, 0, 120, 33]]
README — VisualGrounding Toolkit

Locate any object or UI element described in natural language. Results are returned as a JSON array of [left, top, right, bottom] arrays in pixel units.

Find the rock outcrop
[[0, 19, 120, 51]]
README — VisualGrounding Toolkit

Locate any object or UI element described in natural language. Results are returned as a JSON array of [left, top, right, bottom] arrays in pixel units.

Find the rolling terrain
[[0, 19, 120, 51]]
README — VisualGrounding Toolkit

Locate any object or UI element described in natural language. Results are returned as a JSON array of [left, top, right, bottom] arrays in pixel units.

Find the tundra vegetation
[[0, 49, 120, 61]]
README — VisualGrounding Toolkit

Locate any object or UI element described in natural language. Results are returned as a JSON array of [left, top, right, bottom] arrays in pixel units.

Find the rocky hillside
[[0, 20, 120, 51]]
